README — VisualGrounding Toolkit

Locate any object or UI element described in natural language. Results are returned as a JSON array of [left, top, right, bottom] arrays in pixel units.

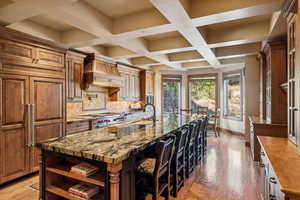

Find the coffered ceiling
[[0, 0, 284, 71]]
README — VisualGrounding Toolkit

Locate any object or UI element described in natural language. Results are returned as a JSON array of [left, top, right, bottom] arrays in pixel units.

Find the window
[[162, 76, 181, 114], [188, 75, 217, 115], [223, 71, 243, 120]]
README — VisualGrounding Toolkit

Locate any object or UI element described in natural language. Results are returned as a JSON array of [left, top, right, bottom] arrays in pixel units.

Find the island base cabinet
[[259, 149, 298, 200], [39, 150, 140, 200]]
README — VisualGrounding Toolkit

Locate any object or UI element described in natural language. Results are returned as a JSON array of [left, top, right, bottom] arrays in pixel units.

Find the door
[[0, 74, 30, 183], [162, 76, 181, 114], [30, 77, 65, 171]]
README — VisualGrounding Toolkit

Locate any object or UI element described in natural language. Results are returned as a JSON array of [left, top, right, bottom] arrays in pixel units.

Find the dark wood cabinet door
[[66, 53, 84, 102], [0, 74, 30, 183], [73, 60, 83, 100], [29, 77, 65, 171], [66, 58, 74, 100]]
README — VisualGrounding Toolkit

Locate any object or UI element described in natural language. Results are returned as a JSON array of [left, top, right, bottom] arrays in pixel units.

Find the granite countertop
[[258, 136, 300, 196], [38, 114, 199, 164]]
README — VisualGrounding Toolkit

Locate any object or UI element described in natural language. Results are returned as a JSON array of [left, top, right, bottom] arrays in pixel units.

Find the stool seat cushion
[[138, 158, 156, 175]]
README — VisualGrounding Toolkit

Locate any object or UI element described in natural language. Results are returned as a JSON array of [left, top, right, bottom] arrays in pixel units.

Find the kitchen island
[[37, 114, 201, 200]]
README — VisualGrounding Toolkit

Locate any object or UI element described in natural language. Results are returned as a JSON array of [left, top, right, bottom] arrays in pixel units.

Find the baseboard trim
[[219, 128, 244, 137]]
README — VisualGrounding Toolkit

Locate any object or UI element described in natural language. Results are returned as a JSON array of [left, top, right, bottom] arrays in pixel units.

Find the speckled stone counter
[[37, 114, 200, 164]]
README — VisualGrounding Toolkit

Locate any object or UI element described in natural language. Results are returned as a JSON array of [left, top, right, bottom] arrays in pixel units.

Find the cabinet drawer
[[0, 39, 35, 65], [66, 120, 90, 135], [36, 48, 64, 69]]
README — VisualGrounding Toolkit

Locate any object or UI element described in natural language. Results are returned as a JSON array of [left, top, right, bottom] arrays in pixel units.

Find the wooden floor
[[0, 132, 260, 200]]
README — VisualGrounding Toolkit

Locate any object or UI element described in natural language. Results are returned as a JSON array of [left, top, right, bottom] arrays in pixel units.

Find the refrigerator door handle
[[25, 104, 32, 147], [31, 104, 35, 147]]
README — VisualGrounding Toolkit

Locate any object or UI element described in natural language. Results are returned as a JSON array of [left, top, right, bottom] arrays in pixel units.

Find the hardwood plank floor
[[0, 132, 260, 200]]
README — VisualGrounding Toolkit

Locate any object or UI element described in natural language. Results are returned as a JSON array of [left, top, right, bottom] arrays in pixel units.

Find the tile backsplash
[[67, 90, 141, 118]]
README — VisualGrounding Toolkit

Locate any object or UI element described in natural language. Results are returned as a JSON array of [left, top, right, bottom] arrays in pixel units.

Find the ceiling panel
[[84, 0, 154, 18], [201, 14, 271, 31], [0, 0, 13, 8], [189, 0, 281, 18], [29, 14, 74, 32]]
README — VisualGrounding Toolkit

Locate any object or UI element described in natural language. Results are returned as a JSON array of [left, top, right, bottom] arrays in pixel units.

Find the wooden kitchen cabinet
[[249, 116, 287, 162], [66, 51, 85, 102], [0, 74, 30, 184], [30, 77, 65, 171], [140, 70, 155, 103], [261, 41, 287, 124], [258, 136, 300, 200], [0, 39, 36, 66], [282, 0, 300, 151], [0, 39, 65, 72], [118, 65, 140, 101], [0, 27, 67, 184]]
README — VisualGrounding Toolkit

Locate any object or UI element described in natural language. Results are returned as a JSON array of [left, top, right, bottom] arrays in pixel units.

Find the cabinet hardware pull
[[269, 177, 277, 184], [269, 194, 276, 200], [26, 104, 31, 147], [260, 163, 265, 168], [31, 104, 35, 147], [260, 152, 265, 156]]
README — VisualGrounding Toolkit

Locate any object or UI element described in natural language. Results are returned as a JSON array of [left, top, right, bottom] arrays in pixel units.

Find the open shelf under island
[[37, 114, 201, 200]]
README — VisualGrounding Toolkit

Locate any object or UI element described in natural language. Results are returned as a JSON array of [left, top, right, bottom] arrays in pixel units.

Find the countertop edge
[[257, 136, 300, 197]]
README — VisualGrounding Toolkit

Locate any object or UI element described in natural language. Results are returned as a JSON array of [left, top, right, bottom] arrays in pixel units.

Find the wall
[[244, 55, 260, 142], [154, 71, 162, 117], [157, 56, 260, 135]]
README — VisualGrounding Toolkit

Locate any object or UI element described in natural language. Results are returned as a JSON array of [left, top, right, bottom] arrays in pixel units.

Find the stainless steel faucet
[[144, 103, 156, 123]]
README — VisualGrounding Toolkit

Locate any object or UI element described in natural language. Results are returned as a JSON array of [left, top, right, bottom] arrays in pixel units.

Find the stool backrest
[[203, 116, 209, 133], [154, 135, 176, 178], [175, 127, 189, 155], [188, 121, 198, 144], [195, 119, 203, 138]]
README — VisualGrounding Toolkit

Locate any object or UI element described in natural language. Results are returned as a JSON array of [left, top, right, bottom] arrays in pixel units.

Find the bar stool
[[185, 121, 197, 178], [202, 116, 209, 156], [171, 126, 188, 197], [194, 119, 203, 164], [136, 135, 176, 200]]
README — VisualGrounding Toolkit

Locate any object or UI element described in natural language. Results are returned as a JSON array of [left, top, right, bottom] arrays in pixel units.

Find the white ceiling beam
[[150, 0, 220, 66]]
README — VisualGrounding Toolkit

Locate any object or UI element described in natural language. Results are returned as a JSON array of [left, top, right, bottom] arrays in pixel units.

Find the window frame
[[162, 75, 182, 114], [188, 73, 219, 114], [222, 70, 243, 121]]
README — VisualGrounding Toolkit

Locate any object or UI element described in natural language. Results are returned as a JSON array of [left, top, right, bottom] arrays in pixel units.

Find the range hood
[[84, 53, 124, 89]]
